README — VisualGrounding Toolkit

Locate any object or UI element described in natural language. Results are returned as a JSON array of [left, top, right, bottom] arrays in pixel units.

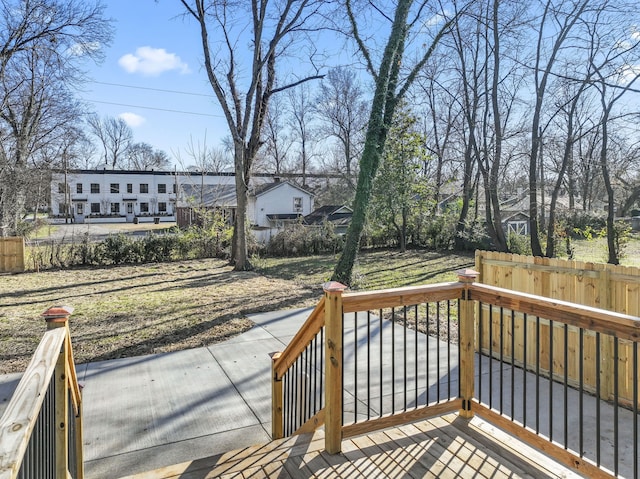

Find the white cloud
[[68, 41, 102, 56], [119, 112, 146, 127], [118, 46, 190, 76], [618, 64, 640, 84]]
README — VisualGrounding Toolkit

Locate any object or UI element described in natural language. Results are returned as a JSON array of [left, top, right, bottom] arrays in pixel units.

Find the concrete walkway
[[80, 307, 309, 479]]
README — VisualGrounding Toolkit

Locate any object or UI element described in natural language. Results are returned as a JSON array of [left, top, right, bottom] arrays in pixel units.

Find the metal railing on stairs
[[0, 306, 83, 479]]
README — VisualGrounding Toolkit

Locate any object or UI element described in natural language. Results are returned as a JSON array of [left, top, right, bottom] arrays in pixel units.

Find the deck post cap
[[323, 281, 348, 293], [456, 268, 479, 281], [43, 305, 75, 322]]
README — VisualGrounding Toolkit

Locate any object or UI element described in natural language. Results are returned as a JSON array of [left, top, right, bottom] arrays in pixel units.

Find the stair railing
[[0, 306, 83, 479]]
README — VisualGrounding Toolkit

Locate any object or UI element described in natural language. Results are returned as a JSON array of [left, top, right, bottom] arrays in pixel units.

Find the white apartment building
[[52, 169, 218, 223]]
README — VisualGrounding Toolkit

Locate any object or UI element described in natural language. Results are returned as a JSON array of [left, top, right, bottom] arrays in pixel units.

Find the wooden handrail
[[341, 282, 464, 313], [0, 327, 66, 479], [65, 326, 82, 414], [273, 296, 326, 379], [469, 282, 640, 342]]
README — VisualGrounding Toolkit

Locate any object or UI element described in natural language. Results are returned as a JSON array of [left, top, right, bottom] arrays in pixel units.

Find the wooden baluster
[[271, 352, 283, 439]]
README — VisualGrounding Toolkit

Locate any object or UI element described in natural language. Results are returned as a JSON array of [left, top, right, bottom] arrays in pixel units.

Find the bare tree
[[175, 135, 232, 173], [415, 64, 459, 216], [178, 0, 325, 271], [527, 0, 592, 256], [88, 115, 133, 168], [314, 66, 368, 186], [0, 0, 112, 235], [543, 75, 592, 257], [126, 142, 171, 170], [592, 69, 640, 264], [261, 93, 293, 175], [288, 83, 316, 186], [444, 0, 484, 250]]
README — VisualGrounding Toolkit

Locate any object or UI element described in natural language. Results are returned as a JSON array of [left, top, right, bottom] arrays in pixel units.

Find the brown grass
[[1, 249, 476, 374], [0, 259, 321, 374]]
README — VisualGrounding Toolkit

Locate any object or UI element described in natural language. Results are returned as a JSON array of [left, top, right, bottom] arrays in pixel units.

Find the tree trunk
[[600, 112, 618, 265], [488, 0, 508, 252], [333, 124, 385, 284], [232, 143, 252, 271], [400, 207, 407, 252], [454, 143, 475, 250], [332, 1, 412, 285]]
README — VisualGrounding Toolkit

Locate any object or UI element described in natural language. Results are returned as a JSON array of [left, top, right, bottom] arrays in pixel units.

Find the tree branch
[[346, 0, 377, 80]]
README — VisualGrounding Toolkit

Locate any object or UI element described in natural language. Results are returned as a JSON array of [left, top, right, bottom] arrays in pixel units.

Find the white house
[[247, 180, 314, 243]]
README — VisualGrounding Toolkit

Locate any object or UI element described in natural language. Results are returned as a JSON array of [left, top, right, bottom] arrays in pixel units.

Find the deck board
[[120, 413, 586, 479]]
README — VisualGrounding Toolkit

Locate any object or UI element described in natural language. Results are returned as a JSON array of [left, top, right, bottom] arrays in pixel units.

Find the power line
[[92, 81, 215, 98], [86, 99, 223, 118]]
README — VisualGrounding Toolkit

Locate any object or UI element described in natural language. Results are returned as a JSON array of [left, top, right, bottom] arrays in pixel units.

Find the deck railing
[[272, 297, 326, 438], [0, 306, 83, 479], [471, 281, 640, 479], [272, 269, 640, 479]]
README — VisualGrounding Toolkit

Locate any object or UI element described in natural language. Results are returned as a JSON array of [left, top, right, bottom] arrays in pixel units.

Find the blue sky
[[80, 1, 230, 164]]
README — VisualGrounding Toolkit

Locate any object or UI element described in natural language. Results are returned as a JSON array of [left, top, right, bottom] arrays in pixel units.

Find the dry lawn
[[0, 258, 321, 374], [0, 249, 475, 374]]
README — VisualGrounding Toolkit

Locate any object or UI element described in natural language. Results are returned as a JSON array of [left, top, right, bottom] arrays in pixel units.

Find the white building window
[[111, 203, 120, 214], [293, 197, 303, 212]]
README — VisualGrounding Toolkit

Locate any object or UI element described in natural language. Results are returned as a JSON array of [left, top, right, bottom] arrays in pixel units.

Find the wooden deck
[[120, 413, 585, 479]]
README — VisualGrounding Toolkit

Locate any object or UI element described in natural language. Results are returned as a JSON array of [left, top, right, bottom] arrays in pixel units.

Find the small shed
[[502, 211, 530, 236], [304, 205, 353, 234], [175, 184, 236, 228]]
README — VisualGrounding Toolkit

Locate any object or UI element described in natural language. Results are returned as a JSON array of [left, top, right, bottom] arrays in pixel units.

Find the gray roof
[[252, 180, 314, 198], [177, 184, 237, 208]]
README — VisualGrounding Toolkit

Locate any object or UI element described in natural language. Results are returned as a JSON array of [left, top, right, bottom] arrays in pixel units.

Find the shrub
[[608, 219, 632, 262], [507, 232, 532, 255], [456, 220, 492, 251], [267, 221, 344, 256], [560, 211, 606, 239], [100, 234, 142, 264]]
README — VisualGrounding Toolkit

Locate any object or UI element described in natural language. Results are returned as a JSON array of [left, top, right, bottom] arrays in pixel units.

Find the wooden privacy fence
[[0, 237, 25, 273], [475, 250, 640, 405]]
